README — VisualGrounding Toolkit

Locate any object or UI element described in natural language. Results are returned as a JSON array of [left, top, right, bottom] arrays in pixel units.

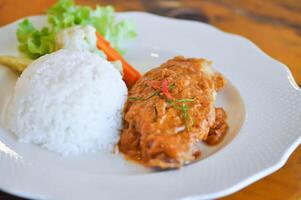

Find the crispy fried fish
[[119, 56, 228, 168]]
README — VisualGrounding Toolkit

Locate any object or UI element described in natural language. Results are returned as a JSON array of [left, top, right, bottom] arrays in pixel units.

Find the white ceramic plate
[[0, 12, 300, 200]]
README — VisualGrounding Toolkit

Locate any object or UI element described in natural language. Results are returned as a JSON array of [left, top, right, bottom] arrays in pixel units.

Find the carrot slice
[[96, 32, 141, 87]]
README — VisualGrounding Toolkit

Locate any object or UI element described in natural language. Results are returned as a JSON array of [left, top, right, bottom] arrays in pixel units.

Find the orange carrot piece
[[96, 32, 141, 87]]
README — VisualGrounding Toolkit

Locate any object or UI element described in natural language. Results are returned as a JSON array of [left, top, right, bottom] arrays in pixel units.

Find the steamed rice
[[3, 49, 127, 155]]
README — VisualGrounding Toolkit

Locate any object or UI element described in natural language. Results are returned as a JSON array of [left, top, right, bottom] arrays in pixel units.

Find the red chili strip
[[161, 79, 173, 100]]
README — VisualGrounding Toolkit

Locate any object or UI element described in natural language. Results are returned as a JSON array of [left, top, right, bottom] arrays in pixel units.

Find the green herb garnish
[[168, 83, 176, 91], [176, 98, 195, 103], [16, 0, 136, 58], [128, 97, 144, 101], [128, 90, 160, 101], [129, 80, 195, 131], [182, 103, 190, 130], [167, 100, 181, 110], [167, 98, 194, 130]]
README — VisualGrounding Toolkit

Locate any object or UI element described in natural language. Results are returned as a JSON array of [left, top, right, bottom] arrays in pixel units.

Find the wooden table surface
[[0, 0, 300, 200]]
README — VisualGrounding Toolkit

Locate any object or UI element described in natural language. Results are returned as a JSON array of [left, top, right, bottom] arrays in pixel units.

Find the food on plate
[[2, 49, 127, 155], [56, 25, 123, 73], [16, 0, 136, 59], [12, 0, 141, 87], [0, 0, 228, 168], [0, 0, 141, 156], [119, 56, 228, 168], [96, 33, 141, 87], [0, 56, 33, 73], [204, 108, 228, 145], [55, 25, 105, 57]]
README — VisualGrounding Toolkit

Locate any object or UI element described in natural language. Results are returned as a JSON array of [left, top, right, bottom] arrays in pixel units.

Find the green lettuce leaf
[[17, 19, 56, 58], [16, 0, 136, 58]]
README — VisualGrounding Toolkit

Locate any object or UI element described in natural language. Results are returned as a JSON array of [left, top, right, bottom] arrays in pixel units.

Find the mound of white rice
[[4, 49, 127, 155]]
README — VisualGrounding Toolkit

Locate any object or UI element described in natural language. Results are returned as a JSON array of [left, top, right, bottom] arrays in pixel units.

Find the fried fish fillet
[[119, 56, 228, 168]]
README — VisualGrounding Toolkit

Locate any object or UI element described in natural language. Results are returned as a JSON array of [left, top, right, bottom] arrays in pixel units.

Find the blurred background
[[0, 0, 300, 200]]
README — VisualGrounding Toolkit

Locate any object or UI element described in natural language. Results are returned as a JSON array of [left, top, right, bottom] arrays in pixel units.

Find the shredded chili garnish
[[128, 79, 195, 130], [161, 79, 173, 100]]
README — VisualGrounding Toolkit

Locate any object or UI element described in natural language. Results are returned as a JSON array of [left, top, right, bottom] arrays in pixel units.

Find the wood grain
[[0, 0, 300, 199]]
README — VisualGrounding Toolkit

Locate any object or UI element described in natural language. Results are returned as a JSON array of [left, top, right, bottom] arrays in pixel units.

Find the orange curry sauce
[[118, 56, 228, 169]]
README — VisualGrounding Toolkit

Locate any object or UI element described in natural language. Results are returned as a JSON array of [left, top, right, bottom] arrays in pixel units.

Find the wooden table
[[0, 0, 300, 199]]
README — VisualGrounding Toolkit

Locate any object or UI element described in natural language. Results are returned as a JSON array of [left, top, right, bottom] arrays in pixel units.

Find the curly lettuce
[[16, 0, 136, 59]]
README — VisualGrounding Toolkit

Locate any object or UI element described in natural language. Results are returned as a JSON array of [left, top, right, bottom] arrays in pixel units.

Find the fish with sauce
[[118, 56, 228, 169]]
